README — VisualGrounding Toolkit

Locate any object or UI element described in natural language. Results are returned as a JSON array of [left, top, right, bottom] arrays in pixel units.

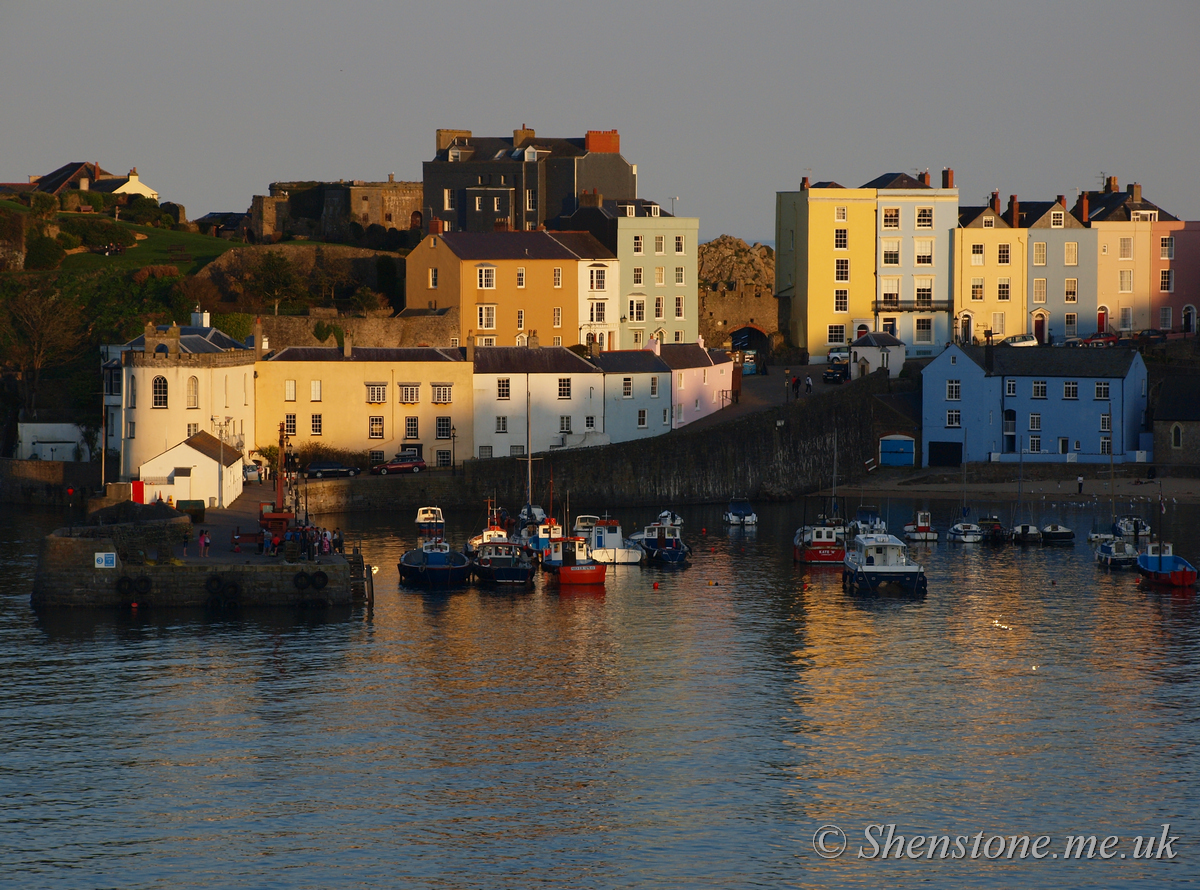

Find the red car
[[370, 455, 426, 475], [1083, 331, 1118, 347]]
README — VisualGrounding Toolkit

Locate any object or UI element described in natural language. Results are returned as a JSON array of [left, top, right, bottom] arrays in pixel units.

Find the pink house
[[1152, 219, 1200, 334], [647, 336, 735, 429]]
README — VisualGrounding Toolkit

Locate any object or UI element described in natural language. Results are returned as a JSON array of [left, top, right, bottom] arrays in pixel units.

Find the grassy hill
[[59, 223, 240, 276]]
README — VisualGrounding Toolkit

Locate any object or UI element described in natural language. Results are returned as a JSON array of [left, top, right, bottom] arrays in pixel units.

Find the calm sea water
[[2, 498, 1198, 889]]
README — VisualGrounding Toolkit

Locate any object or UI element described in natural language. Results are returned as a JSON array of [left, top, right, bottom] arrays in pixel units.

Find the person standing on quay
[[1077, 475, 1084, 495], [805, 375, 813, 395]]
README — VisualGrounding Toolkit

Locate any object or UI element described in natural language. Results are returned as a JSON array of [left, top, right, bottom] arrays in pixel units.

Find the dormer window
[[449, 148, 462, 161], [1132, 210, 1158, 222], [982, 216, 995, 228], [649, 205, 659, 217], [1051, 211, 1064, 228], [624, 204, 635, 217]]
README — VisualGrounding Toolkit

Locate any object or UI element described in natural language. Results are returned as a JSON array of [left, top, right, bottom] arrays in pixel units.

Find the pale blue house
[[922, 344, 1149, 466]]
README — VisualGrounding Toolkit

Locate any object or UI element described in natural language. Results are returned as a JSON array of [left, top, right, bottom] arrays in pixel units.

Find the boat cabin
[[808, 526, 842, 545], [851, 534, 915, 566], [548, 536, 591, 565]]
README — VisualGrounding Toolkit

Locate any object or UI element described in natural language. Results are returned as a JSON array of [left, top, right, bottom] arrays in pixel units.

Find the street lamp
[[451, 425, 457, 477], [784, 367, 791, 402]]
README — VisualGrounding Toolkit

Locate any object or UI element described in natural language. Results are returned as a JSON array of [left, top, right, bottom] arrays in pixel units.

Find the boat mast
[[526, 381, 533, 507], [831, 425, 838, 518]]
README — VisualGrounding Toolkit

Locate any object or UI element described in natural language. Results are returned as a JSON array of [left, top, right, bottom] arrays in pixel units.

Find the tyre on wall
[[205, 574, 224, 595], [116, 576, 134, 596], [134, 576, 152, 596], [310, 571, 328, 590], [293, 571, 311, 590], [222, 581, 241, 610]]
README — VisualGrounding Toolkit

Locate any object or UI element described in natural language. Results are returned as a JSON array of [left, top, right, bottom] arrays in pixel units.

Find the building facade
[[1150, 219, 1200, 334], [592, 350, 675, 442], [655, 338, 733, 429], [423, 127, 637, 233], [953, 196, 1027, 345], [1023, 197, 1096, 342], [922, 344, 1148, 466], [255, 345, 473, 468]]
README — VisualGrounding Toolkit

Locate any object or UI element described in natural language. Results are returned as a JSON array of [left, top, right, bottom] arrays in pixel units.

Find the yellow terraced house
[[254, 343, 474, 468], [953, 193, 1029, 344]]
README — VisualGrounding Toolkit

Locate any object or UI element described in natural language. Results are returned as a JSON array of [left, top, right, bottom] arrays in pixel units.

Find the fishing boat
[[977, 514, 1008, 544], [471, 539, 535, 586], [843, 533, 927, 595], [947, 521, 984, 543], [848, 505, 887, 537], [574, 515, 643, 564], [541, 536, 607, 584], [1011, 522, 1043, 545], [398, 539, 471, 588], [722, 497, 758, 525], [631, 517, 690, 565], [1112, 515, 1152, 537], [466, 500, 510, 556], [415, 506, 445, 537], [793, 522, 846, 564], [1041, 523, 1075, 544], [1095, 538, 1138, 569], [1137, 542, 1198, 587], [903, 511, 939, 542]]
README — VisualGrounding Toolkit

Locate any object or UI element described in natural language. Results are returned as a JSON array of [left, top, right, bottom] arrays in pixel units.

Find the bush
[[131, 265, 181, 285], [122, 195, 168, 226], [212, 312, 254, 342], [56, 231, 82, 250], [59, 216, 136, 248], [24, 235, 66, 270], [29, 192, 59, 220]]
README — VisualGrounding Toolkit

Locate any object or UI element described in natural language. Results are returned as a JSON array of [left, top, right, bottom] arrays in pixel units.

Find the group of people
[[791, 375, 814, 398], [190, 528, 211, 557], [266, 526, 344, 559]]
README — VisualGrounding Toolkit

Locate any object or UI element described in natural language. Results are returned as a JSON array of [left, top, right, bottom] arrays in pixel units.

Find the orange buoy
[[653, 582, 659, 590], [702, 528, 707, 535]]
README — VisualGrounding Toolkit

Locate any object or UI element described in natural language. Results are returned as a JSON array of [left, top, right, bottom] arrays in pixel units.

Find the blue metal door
[[880, 436, 915, 466]]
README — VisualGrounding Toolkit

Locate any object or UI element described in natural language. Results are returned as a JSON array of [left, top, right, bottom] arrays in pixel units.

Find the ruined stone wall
[[0, 458, 99, 506], [260, 310, 460, 350], [698, 280, 779, 347]]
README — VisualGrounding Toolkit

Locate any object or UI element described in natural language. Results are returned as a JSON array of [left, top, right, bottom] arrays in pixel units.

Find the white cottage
[[653, 336, 733, 428], [138, 430, 244, 508], [849, 331, 907, 379], [592, 349, 674, 442]]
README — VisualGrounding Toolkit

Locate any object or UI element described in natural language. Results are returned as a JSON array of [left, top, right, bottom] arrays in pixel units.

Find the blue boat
[[630, 516, 690, 566], [471, 539, 535, 587], [1136, 543, 1197, 588], [399, 540, 471, 588]]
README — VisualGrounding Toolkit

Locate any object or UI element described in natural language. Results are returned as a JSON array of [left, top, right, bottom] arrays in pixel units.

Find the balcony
[[873, 299, 952, 313]]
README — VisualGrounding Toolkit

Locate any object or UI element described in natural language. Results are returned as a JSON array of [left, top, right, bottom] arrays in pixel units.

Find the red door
[[1097, 309, 1107, 333], [1034, 315, 1046, 344]]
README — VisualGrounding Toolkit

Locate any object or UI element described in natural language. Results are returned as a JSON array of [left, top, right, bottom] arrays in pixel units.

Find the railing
[[872, 299, 952, 312]]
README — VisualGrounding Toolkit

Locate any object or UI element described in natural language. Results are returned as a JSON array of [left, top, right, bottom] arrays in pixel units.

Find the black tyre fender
[[311, 571, 328, 590], [205, 574, 224, 595], [294, 571, 311, 590], [134, 576, 152, 596], [116, 576, 134, 595]]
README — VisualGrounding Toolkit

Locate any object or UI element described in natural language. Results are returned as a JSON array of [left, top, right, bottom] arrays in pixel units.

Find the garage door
[[880, 435, 915, 467], [927, 441, 963, 467]]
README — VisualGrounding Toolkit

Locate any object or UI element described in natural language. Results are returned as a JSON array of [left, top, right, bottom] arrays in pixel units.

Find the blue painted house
[[922, 344, 1149, 466]]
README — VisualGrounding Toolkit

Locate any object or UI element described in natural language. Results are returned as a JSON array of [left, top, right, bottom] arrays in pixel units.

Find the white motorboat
[[843, 534, 927, 594], [947, 521, 984, 543], [723, 497, 758, 525], [573, 515, 643, 565], [903, 511, 939, 542]]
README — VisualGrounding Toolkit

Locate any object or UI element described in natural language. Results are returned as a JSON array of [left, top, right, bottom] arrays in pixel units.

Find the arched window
[[128, 376, 136, 409], [187, 376, 199, 409], [1173, 424, 1183, 449], [152, 376, 168, 408]]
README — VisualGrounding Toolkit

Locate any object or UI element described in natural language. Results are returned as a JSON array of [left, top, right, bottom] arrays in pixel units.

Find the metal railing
[[873, 299, 952, 312]]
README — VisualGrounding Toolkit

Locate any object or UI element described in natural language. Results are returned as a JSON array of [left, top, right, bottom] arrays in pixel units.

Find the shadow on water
[[31, 603, 362, 642]]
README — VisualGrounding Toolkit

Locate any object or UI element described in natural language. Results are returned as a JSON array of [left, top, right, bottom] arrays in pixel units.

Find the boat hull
[[948, 525, 983, 544], [1137, 557, 1198, 587], [799, 545, 845, 564], [472, 560, 535, 586], [1042, 531, 1075, 545], [904, 530, 939, 541], [591, 547, 643, 565], [543, 562, 607, 584], [843, 565, 927, 595], [1095, 544, 1137, 569], [642, 546, 689, 565], [398, 561, 471, 589]]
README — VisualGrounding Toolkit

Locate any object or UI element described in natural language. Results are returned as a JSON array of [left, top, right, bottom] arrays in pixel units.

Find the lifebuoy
[[205, 574, 224, 595], [294, 571, 311, 590], [116, 576, 134, 595], [480, 557, 491, 567], [311, 571, 328, 590], [134, 576, 151, 595]]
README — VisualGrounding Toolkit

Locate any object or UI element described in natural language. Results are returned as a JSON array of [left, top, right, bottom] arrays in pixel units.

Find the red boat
[[1137, 543, 1198, 588], [541, 536, 607, 585], [793, 522, 846, 564]]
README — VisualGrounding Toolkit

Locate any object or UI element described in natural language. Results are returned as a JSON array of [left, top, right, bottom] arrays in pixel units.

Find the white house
[[16, 423, 91, 462], [118, 311, 258, 482], [654, 336, 733, 429], [138, 431, 244, 508], [548, 232, 619, 352], [849, 331, 907, 379], [472, 341, 606, 458], [592, 349, 674, 442]]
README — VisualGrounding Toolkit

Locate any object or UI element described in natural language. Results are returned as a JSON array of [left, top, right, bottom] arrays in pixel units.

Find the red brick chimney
[[1007, 195, 1020, 228], [1080, 193, 1089, 224], [429, 217, 444, 235], [919, 170, 931, 186], [579, 188, 603, 208], [1056, 195, 1066, 207], [1105, 175, 1119, 194], [493, 217, 512, 231], [800, 176, 810, 190], [942, 168, 954, 189], [991, 191, 1001, 214], [584, 130, 620, 153]]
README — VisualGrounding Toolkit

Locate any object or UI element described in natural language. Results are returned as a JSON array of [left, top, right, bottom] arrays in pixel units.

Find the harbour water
[[2, 498, 1198, 888]]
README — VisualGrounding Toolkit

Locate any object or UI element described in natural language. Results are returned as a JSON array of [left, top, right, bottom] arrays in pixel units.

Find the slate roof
[[1017, 200, 1061, 226], [861, 172, 931, 190], [32, 162, 111, 195], [958, 345, 1140, 378], [599, 198, 672, 218], [125, 325, 247, 352], [851, 331, 905, 348], [182, 431, 243, 468], [87, 176, 134, 194], [591, 350, 672, 374], [440, 231, 581, 261], [548, 231, 616, 259], [432, 136, 589, 163], [268, 347, 461, 363], [1155, 377, 1200, 422], [1074, 188, 1177, 223], [658, 343, 719, 370], [811, 181, 845, 189], [473, 346, 598, 375]]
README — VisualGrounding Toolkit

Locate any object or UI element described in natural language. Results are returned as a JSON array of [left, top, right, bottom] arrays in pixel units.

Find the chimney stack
[[143, 320, 159, 353], [1105, 175, 1119, 194], [800, 176, 810, 190], [528, 330, 540, 349], [1056, 195, 1066, 207], [1080, 193, 1089, 225], [588, 339, 599, 359], [919, 170, 931, 187], [579, 188, 603, 208], [985, 339, 994, 373], [991, 191, 1001, 214], [166, 323, 181, 356], [1129, 182, 1142, 203], [429, 217, 444, 235], [465, 331, 475, 363], [1007, 195, 1020, 228], [513, 124, 535, 147], [942, 168, 955, 189], [253, 317, 264, 360], [343, 330, 353, 359]]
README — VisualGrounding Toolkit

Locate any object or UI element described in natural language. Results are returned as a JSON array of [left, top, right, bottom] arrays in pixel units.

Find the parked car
[[1054, 337, 1084, 348], [243, 463, 261, 482], [827, 345, 851, 364], [1132, 328, 1168, 346], [370, 454, 426, 475], [823, 361, 849, 384], [999, 333, 1038, 347], [302, 460, 360, 478], [1083, 331, 1119, 347]]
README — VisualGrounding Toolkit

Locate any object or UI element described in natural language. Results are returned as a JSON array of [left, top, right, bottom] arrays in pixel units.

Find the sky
[[3, 0, 1199, 244]]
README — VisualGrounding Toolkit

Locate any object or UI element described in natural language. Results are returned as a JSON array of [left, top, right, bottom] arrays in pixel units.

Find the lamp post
[[451, 426, 457, 477], [784, 367, 791, 402]]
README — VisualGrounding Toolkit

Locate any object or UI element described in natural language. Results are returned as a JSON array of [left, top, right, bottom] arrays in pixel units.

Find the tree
[[29, 192, 58, 220], [0, 283, 86, 417], [247, 250, 305, 315]]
